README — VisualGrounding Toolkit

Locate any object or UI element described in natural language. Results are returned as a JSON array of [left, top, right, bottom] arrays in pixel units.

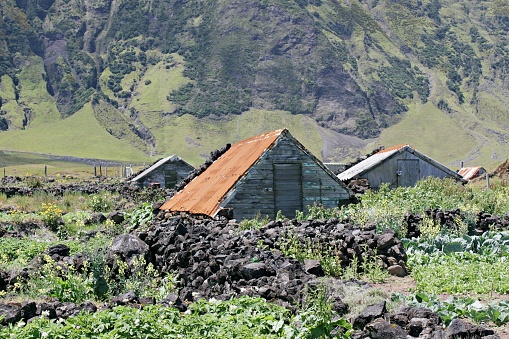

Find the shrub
[[238, 212, 270, 230], [104, 255, 177, 300], [20, 255, 94, 303], [88, 192, 115, 212], [345, 177, 509, 236], [25, 176, 42, 188], [294, 284, 352, 338], [296, 204, 344, 221], [40, 203, 63, 232]]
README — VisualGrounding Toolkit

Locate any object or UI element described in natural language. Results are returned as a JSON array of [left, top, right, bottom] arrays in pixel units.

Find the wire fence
[[1, 164, 138, 179]]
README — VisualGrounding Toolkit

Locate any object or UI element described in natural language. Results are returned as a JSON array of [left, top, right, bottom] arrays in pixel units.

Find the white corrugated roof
[[131, 155, 190, 182], [337, 145, 406, 181], [337, 144, 465, 182]]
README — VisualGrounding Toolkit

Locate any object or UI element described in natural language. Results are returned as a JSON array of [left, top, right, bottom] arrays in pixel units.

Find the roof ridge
[[376, 144, 410, 154]]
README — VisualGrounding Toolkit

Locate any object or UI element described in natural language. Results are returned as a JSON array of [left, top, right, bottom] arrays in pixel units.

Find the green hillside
[[1, 0, 509, 170], [369, 102, 477, 169], [0, 103, 150, 162], [150, 109, 324, 166]]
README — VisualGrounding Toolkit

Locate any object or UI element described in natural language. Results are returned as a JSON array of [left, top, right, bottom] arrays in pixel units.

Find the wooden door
[[273, 163, 302, 218], [164, 169, 178, 188], [397, 159, 420, 187]]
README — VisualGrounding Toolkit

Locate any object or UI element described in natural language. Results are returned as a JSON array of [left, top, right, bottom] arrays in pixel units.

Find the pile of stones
[[0, 212, 500, 337]]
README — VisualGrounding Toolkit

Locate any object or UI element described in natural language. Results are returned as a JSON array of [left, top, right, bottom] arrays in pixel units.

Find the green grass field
[[0, 150, 149, 178], [0, 103, 151, 163], [0, 151, 108, 178]]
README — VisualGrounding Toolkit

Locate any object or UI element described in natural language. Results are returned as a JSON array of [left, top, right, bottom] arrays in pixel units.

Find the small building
[[337, 144, 465, 189], [159, 129, 352, 220], [130, 155, 194, 189], [458, 167, 486, 181]]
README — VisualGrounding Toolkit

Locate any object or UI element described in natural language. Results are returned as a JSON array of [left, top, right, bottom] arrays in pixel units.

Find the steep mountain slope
[[0, 0, 508, 167]]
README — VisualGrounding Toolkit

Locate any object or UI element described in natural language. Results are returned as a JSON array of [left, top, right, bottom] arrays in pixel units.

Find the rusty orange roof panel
[[159, 129, 286, 217], [376, 144, 409, 154], [458, 167, 485, 181]]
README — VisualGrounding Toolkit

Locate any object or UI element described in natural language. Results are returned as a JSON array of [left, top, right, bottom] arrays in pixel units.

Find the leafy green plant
[[341, 257, 359, 281], [395, 292, 509, 326], [238, 212, 270, 230], [275, 210, 286, 221], [126, 202, 154, 230], [360, 250, 390, 283], [25, 176, 43, 188], [278, 229, 386, 280], [19, 255, 94, 303], [8, 209, 26, 224], [405, 231, 509, 294], [3, 296, 349, 339], [419, 215, 441, 240], [104, 255, 177, 300], [295, 284, 352, 338], [339, 178, 509, 237], [0, 237, 49, 270], [88, 192, 115, 212], [296, 204, 344, 221]]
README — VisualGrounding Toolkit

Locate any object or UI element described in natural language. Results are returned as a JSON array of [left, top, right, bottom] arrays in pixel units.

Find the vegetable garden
[[0, 176, 508, 338]]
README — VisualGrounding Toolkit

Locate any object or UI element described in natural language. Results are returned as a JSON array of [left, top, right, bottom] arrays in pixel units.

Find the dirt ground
[[372, 276, 509, 338]]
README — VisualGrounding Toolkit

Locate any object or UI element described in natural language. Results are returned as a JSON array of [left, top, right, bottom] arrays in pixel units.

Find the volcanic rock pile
[[141, 213, 408, 306], [0, 212, 501, 337]]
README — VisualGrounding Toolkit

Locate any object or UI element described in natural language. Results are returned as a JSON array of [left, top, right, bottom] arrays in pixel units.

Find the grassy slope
[[367, 102, 477, 169], [0, 103, 151, 162], [131, 53, 189, 113], [18, 56, 61, 127], [0, 75, 24, 128], [150, 109, 324, 167], [0, 56, 61, 129], [3, 53, 323, 168]]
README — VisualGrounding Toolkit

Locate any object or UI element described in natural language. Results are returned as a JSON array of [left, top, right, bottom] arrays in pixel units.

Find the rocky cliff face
[[1, 0, 509, 161], [0, 0, 424, 135]]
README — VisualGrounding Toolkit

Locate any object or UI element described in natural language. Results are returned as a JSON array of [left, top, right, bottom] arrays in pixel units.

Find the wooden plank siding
[[364, 151, 458, 189], [274, 163, 303, 217], [220, 133, 350, 220], [137, 160, 194, 188]]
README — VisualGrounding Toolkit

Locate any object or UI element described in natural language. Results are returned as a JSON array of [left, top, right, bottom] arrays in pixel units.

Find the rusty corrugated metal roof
[[458, 167, 485, 181], [159, 129, 286, 217]]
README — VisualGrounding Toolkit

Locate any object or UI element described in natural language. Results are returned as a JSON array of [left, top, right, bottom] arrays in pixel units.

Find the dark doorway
[[164, 169, 178, 188], [273, 163, 303, 218]]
